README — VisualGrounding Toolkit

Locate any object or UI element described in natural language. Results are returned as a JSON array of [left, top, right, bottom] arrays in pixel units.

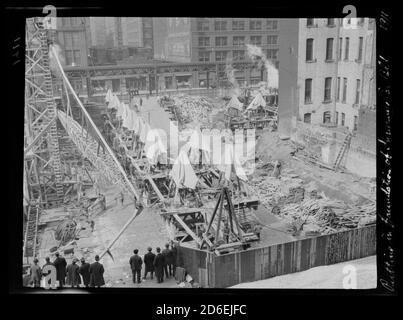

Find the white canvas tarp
[[170, 148, 198, 189], [245, 92, 266, 111], [226, 95, 243, 111]]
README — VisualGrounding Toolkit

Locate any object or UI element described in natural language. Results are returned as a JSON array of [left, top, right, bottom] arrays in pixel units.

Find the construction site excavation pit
[[23, 19, 376, 289]]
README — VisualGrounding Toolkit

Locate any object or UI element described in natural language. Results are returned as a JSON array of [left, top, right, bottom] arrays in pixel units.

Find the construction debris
[[164, 94, 214, 128]]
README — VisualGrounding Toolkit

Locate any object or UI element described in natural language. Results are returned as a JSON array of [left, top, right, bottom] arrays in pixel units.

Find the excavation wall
[[177, 225, 376, 288]]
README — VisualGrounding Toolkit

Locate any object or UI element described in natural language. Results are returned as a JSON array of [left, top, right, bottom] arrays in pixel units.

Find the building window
[[215, 51, 228, 62], [214, 20, 227, 31], [233, 50, 245, 61], [357, 37, 363, 62], [344, 37, 350, 60], [305, 78, 312, 103], [338, 37, 343, 61], [250, 36, 262, 46], [198, 37, 210, 47], [307, 18, 314, 27], [336, 77, 341, 101], [72, 32, 81, 47], [112, 79, 120, 92], [197, 19, 209, 31], [326, 38, 334, 61], [165, 76, 173, 90], [355, 79, 361, 104], [341, 113, 346, 126], [327, 18, 335, 26], [232, 20, 245, 31], [324, 77, 332, 102], [306, 38, 314, 61], [266, 49, 278, 59], [64, 33, 73, 48], [267, 20, 278, 30], [65, 50, 73, 65], [323, 111, 331, 124], [215, 36, 227, 47], [354, 115, 358, 131], [267, 35, 278, 45], [342, 78, 347, 103], [198, 51, 210, 62], [250, 20, 262, 30], [73, 50, 81, 65], [335, 111, 339, 125], [304, 113, 311, 123], [233, 36, 245, 46]]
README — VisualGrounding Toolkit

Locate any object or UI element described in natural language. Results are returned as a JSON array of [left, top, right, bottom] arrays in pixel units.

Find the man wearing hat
[[79, 257, 91, 287], [162, 243, 172, 278], [53, 252, 67, 288], [66, 258, 81, 288], [143, 247, 156, 280], [129, 249, 143, 284], [89, 255, 105, 288], [153, 247, 165, 284]]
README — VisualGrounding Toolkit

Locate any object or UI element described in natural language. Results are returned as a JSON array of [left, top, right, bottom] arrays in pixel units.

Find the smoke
[[49, 44, 65, 78], [225, 58, 241, 97], [246, 44, 278, 89]]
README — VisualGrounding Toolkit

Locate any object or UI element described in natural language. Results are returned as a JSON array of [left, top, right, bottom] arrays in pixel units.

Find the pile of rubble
[[249, 171, 376, 235], [171, 95, 214, 127]]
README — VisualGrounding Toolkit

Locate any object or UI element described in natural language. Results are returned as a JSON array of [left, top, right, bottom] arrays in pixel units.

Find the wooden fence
[[176, 225, 376, 288]]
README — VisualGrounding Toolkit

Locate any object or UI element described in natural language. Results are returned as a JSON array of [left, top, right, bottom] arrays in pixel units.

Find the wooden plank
[[172, 214, 203, 247], [240, 249, 256, 283], [315, 234, 327, 267], [283, 242, 292, 274], [269, 245, 277, 277], [309, 237, 316, 269], [300, 238, 311, 271], [255, 248, 262, 281]]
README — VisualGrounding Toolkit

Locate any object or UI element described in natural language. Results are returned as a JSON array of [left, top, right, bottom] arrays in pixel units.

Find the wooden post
[[99, 205, 144, 260]]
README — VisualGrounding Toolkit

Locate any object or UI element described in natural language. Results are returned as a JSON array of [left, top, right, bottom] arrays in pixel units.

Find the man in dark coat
[[143, 247, 156, 280], [66, 258, 81, 288], [53, 252, 67, 288], [170, 242, 177, 278], [162, 243, 171, 278], [79, 257, 91, 287], [89, 255, 105, 288], [129, 249, 143, 284], [153, 247, 165, 283]]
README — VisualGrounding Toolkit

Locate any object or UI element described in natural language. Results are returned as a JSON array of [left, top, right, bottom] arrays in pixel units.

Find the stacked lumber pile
[[280, 198, 376, 234], [171, 95, 214, 127], [248, 169, 376, 235]]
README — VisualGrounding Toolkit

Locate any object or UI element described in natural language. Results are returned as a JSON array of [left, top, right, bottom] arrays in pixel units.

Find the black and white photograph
[[6, 5, 396, 299]]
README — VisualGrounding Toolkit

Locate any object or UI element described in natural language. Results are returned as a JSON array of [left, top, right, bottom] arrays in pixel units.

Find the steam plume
[[246, 44, 278, 89]]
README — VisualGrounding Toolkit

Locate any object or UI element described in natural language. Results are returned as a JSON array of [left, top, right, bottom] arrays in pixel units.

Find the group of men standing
[[28, 252, 105, 288], [129, 243, 177, 284]]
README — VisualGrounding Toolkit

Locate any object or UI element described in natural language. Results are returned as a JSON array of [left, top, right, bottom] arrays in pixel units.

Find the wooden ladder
[[333, 132, 353, 170]]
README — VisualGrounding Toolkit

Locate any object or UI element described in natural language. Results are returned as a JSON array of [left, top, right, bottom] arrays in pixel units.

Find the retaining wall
[[177, 225, 376, 288]]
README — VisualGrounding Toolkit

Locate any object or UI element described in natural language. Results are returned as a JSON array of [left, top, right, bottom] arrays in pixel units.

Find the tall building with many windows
[[154, 17, 280, 66], [56, 17, 90, 67], [88, 17, 154, 64], [153, 17, 280, 87], [279, 18, 376, 132]]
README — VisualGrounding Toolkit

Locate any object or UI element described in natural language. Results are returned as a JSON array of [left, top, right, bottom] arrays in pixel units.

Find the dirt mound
[[256, 130, 296, 164]]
